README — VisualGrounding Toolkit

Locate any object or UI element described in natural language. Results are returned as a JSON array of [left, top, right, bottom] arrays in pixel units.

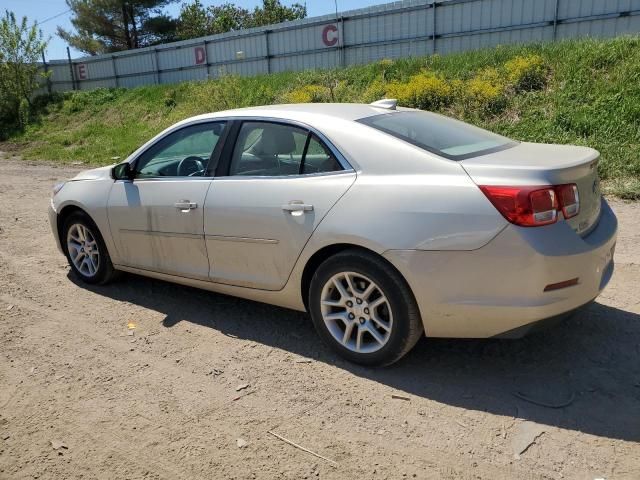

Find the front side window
[[229, 122, 342, 176], [358, 111, 517, 160], [135, 122, 226, 178]]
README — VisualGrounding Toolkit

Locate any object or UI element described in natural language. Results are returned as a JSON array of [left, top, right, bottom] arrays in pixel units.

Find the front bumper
[[49, 201, 63, 254], [383, 199, 617, 338]]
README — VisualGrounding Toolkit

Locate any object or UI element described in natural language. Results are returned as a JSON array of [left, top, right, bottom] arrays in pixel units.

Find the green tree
[[210, 3, 251, 33], [177, 0, 306, 40], [177, 1, 250, 39], [175, 0, 210, 39], [249, 0, 306, 27], [0, 10, 49, 136], [58, 0, 178, 55]]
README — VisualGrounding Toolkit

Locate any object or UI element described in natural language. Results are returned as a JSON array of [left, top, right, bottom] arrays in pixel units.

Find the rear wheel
[[62, 212, 117, 285], [309, 249, 423, 366]]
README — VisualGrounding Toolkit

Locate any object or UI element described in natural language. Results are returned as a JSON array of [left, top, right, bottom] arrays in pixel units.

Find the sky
[[3, 0, 392, 60]]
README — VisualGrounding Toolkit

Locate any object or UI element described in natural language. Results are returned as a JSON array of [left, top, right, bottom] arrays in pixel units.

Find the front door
[[107, 121, 227, 279], [204, 121, 356, 290]]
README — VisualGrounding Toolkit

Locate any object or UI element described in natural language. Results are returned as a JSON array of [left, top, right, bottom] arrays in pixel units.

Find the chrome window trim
[[125, 176, 215, 182], [211, 170, 355, 181]]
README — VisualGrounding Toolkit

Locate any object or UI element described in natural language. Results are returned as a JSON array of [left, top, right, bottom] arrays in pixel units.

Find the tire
[[62, 211, 117, 285], [308, 249, 423, 367]]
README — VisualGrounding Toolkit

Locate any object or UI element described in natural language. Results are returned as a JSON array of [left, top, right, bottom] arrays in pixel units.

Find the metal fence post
[[66, 47, 76, 91], [41, 51, 52, 94], [112, 55, 119, 87], [265, 30, 271, 74], [432, 1, 437, 54], [553, 0, 560, 41], [154, 48, 160, 84], [339, 16, 345, 67]]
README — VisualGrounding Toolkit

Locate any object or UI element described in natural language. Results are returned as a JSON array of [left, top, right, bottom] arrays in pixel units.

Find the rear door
[[204, 120, 356, 290], [107, 121, 227, 279]]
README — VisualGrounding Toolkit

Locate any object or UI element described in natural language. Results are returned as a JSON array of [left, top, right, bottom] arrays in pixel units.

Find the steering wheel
[[177, 156, 205, 176]]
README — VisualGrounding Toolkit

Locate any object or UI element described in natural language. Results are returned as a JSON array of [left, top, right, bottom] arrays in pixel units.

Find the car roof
[[184, 103, 408, 124]]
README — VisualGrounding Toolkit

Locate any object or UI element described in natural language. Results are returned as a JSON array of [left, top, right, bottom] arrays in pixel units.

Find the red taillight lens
[[556, 184, 580, 219], [530, 188, 558, 225], [480, 183, 578, 227]]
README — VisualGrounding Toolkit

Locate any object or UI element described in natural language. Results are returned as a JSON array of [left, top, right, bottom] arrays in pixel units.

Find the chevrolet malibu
[[49, 101, 617, 366]]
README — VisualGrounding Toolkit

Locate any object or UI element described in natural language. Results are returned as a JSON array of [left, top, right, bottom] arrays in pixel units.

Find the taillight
[[557, 184, 579, 219], [480, 184, 579, 227]]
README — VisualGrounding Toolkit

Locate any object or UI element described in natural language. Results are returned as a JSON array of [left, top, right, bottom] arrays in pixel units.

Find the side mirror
[[112, 162, 133, 180]]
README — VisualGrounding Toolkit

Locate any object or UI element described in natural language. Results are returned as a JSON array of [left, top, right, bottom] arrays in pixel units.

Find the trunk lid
[[460, 142, 601, 235]]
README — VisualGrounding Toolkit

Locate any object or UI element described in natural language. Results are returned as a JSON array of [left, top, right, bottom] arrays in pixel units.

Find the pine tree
[[57, 0, 178, 55]]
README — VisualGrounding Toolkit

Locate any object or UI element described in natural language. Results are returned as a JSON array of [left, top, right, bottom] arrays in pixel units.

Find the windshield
[[357, 111, 517, 160]]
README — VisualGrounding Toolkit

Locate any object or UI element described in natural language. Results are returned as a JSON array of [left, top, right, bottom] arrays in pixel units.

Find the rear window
[[357, 111, 517, 160]]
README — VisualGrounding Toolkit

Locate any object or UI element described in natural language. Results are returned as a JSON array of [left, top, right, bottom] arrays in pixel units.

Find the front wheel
[[63, 211, 117, 285], [308, 249, 423, 366]]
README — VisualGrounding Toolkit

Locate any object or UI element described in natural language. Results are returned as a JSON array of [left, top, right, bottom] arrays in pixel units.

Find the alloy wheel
[[320, 271, 393, 353], [66, 223, 100, 277]]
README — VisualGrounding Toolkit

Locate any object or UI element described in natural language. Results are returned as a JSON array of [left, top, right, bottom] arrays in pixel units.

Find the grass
[[5, 36, 640, 198]]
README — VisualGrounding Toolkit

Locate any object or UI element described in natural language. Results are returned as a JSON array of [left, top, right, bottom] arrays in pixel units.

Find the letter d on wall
[[194, 46, 207, 65]]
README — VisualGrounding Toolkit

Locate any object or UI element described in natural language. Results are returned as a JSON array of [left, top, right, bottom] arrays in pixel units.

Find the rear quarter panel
[[301, 126, 508, 253], [314, 171, 507, 252]]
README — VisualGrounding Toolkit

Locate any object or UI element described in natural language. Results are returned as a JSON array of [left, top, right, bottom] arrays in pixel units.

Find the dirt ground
[[0, 156, 638, 480]]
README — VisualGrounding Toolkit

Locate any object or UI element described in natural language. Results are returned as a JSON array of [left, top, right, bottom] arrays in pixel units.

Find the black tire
[[308, 249, 423, 367], [62, 211, 117, 285]]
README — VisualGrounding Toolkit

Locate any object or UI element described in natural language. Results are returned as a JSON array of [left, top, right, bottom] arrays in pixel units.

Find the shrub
[[18, 98, 30, 127], [164, 89, 177, 108], [376, 58, 396, 81], [279, 85, 330, 103], [504, 54, 549, 92], [386, 73, 453, 110], [62, 88, 121, 114], [208, 75, 244, 110], [360, 78, 387, 103], [332, 81, 358, 102], [458, 67, 508, 114]]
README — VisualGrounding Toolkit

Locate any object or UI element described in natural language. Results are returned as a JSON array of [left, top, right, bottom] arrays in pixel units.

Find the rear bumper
[[383, 199, 617, 338]]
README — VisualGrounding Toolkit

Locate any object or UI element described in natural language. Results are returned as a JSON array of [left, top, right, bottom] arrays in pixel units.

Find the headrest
[[255, 125, 297, 155]]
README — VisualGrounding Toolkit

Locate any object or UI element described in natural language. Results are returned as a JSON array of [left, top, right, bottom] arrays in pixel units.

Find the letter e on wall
[[76, 63, 88, 80], [194, 46, 207, 65]]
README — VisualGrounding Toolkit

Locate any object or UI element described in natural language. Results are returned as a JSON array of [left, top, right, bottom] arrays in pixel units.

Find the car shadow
[[70, 271, 640, 443]]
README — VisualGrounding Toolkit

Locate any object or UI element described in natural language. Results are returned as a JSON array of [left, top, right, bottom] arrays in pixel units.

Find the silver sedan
[[48, 101, 617, 366]]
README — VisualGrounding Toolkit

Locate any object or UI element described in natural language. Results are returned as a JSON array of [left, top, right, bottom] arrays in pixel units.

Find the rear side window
[[302, 134, 341, 174], [229, 122, 342, 176], [357, 111, 517, 160]]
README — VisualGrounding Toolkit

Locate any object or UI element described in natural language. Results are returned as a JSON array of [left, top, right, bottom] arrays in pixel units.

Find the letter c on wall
[[194, 46, 206, 65], [322, 24, 339, 47]]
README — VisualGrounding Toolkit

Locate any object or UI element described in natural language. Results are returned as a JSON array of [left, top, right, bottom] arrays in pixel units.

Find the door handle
[[282, 201, 314, 213], [175, 201, 197, 211]]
